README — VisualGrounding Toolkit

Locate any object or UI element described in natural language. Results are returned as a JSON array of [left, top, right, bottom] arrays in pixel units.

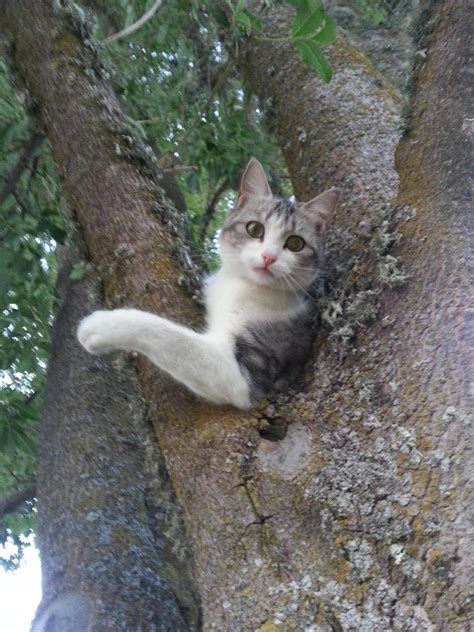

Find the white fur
[[77, 269, 303, 410], [77, 218, 305, 410], [77, 307, 251, 407]]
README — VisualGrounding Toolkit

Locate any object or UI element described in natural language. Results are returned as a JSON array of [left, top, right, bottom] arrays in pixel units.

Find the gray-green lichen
[[314, 201, 414, 351], [378, 254, 410, 287]]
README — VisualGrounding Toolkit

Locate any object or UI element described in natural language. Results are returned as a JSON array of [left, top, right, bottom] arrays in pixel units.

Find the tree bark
[[240, 1, 473, 629], [31, 245, 200, 631], [1, 1, 472, 631], [325, 0, 422, 96], [0, 1, 263, 629]]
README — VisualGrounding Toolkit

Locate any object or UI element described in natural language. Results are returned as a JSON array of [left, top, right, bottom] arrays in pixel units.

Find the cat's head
[[219, 158, 340, 292]]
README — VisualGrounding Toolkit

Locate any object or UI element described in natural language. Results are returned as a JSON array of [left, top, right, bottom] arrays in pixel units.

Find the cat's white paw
[[77, 310, 122, 354]]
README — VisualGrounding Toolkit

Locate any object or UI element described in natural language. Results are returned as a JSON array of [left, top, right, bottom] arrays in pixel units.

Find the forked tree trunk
[[1, 1, 471, 630]]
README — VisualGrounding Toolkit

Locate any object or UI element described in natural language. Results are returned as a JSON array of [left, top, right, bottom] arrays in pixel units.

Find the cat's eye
[[285, 235, 305, 252], [246, 221, 264, 239]]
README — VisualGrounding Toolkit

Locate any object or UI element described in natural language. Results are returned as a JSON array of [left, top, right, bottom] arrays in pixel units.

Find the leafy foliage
[[219, 0, 337, 82], [0, 504, 35, 571], [0, 61, 64, 563], [107, 0, 285, 254], [288, 0, 336, 82]]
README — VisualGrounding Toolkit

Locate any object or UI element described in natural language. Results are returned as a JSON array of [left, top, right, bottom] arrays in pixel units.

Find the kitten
[[77, 158, 340, 409]]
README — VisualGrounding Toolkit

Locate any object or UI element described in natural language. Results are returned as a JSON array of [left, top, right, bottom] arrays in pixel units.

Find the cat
[[77, 158, 340, 409]]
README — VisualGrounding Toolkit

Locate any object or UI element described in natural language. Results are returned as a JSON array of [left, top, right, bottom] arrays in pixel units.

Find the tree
[[0, 0, 471, 630]]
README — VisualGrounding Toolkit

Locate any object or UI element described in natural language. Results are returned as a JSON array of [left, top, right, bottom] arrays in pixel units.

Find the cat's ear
[[301, 188, 341, 233], [238, 157, 272, 208]]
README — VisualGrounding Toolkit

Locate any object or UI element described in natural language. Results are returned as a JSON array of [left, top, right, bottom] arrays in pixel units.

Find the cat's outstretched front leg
[[77, 309, 251, 409]]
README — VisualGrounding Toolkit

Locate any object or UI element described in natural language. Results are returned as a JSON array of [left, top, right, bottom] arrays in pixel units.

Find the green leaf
[[234, 8, 262, 33], [14, 427, 36, 457], [292, 2, 324, 39], [312, 15, 336, 45], [48, 225, 67, 244], [207, 4, 230, 28], [295, 40, 333, 83], [286, 0, 315, 7], [246, 10, 262, 32]]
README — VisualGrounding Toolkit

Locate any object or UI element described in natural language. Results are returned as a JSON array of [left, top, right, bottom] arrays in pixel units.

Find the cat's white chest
[[204, 274, 253, 338], [204, 270, 297, 340]]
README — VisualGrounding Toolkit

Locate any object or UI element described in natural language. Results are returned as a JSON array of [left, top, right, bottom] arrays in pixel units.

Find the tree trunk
[[1, 1, 471, 630], [32, 245, 200, 631], [324, 0, 422, 96], [240, 1, 473, 629]]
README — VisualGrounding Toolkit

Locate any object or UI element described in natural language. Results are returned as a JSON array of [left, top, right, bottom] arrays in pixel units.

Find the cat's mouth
[[253, 266, 274, 277], [250, 266, 279, 286]]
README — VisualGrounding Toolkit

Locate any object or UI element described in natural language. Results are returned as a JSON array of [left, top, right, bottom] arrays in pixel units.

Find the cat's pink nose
[[262, 253, 277, 268]]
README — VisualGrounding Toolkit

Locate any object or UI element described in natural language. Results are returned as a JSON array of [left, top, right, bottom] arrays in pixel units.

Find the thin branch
[[0, 130, 42, 206], [0, 482, 36, 520], [12, 190, 29, 217], [102, 0, 162, 45], [155, 51, 238, 165], [139, 4, 268, 156], [174, 56, 234, 149], [199, 179, 229, 241], [162, 165, 198, 173]]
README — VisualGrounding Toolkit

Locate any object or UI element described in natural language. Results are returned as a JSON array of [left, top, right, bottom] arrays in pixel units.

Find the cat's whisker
[[289, 264, 320, 271], [280, 273, 298, 292], [277, 275, 289, 307], [283, 273, 314, 301]]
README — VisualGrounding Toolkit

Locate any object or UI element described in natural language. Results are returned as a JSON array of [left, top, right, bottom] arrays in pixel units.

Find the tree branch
[[199, 179, 229, 241], [102, 0, 162, 45], [162, 164, 198, 173], [0, 130, 42, 205], [0, 482, 36, 520]]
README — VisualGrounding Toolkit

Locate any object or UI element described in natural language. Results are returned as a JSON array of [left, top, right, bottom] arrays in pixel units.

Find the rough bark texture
[[1, 0, 472, 631], [31, 244, 200, 631], [243, 4, 401, 220], [1, 3, 201, 629], [240, 1, 473, 630], [325, 0, 422, 96]]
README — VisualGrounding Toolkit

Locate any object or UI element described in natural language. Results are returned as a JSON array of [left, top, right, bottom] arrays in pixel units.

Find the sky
[[0, 542, 41, 632]]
